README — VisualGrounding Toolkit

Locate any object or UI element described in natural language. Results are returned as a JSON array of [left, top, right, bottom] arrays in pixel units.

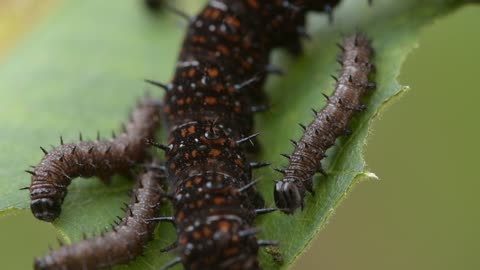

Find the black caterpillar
[[274, 33, 375, 214], [27, 96, 161, 222], [34, 164, 165, 270], [28, 0, 374, 269]]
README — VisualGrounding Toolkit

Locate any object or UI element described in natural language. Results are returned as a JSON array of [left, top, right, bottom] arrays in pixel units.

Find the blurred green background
[[1, 2, 479, 270]]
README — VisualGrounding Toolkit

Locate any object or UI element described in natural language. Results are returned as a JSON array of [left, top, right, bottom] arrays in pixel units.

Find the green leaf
[[0, 0, 468, 269]]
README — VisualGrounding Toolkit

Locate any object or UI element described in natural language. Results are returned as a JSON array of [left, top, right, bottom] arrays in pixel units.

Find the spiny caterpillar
[[27, 97, 161, 222], [274, 33, 375, 214], [34, 164, 166, 270]]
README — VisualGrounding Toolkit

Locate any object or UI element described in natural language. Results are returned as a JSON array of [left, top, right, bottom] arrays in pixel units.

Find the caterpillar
[[27, 96, 161, 222], [274, 33, 376, 214], [34, 163, 166, 270]]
